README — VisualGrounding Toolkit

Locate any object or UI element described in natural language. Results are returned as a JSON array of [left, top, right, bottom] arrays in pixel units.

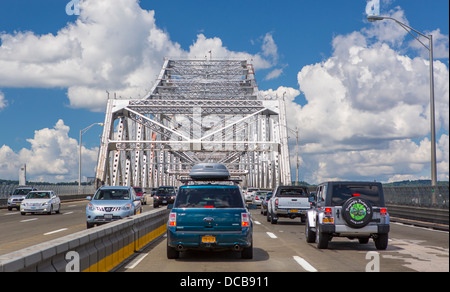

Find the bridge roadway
[[0, 202, 448, 272]]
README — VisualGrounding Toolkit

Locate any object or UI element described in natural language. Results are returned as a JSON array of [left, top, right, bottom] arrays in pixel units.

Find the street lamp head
[[367, 15, 385, 22]]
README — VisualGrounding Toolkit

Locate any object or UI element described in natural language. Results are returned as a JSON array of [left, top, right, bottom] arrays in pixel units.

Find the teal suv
[[166, 164, 253, 259]]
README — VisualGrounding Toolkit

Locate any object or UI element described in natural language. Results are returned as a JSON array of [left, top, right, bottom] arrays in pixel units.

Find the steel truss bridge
[[95, 59, 291, 189]]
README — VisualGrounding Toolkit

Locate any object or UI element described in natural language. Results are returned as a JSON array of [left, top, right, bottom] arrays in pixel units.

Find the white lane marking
[[44, 228, 68, 235], [20, 218, 38, 223], [266, 232, 277, 239], [63, 211, 74, 215], [293, 256, 318, 272], [4, 212, 20, 216], [254, 220, 261, 225], [125, 253, 149, 269]]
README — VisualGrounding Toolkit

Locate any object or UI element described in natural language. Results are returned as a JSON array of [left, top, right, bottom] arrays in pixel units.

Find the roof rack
[[179, 163, 242, 185]]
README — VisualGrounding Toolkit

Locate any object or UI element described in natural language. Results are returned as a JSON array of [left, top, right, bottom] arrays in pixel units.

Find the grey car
[[305, 181, 390, 250], [86, 186, 142, 229], [7, 186, 37, 211]]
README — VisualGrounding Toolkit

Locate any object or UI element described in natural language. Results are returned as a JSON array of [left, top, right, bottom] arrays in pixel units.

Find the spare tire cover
[[342, 198, 373, 228]]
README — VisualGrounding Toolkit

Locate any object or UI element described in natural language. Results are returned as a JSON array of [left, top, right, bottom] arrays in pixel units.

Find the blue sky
[[0, 0, 448, 183]]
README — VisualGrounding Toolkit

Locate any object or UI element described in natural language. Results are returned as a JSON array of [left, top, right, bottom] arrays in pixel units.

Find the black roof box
[[189, 163, 230, 180]]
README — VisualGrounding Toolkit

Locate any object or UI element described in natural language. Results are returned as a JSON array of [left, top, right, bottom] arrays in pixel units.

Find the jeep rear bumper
[[319, 224, 390, 235]]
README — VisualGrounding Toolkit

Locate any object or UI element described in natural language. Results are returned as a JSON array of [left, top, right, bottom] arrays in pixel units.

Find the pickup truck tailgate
[[278, 197, 310, 209]]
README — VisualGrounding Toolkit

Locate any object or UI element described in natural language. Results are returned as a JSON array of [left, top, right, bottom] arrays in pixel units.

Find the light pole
[[79, 123, 103, 193], [368, 15, 438, 204]]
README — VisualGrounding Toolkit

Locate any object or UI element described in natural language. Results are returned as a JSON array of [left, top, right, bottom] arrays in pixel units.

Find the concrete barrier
[[0, 208, 169, 272]]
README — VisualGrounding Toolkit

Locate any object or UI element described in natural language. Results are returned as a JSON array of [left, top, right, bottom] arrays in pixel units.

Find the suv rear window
[[175, 186, 244, 208], [157, 187, 176, 194], [278, 187, 308, 197], [331, 184, 381, 206]]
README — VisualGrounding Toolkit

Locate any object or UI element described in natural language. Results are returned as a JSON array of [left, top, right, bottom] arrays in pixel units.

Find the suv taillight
[[168, 212, 177, 227], [380, 208, 387, 217], [275, 198, 279, 207], [241, 212, 250, 227], [324, 207, 332, 216]]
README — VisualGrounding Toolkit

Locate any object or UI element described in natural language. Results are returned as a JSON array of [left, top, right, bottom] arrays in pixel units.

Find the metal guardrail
[[0, 185, 96, 199], [384, 185, 449, 208], [387, 204, 449, 227]]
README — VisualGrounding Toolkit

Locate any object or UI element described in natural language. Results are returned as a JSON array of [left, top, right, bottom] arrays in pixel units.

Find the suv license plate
[[202, 235, 216, 243], [290, 209, 298, 213], [323, 218, 334, 224], [104, 214, 113, 219]]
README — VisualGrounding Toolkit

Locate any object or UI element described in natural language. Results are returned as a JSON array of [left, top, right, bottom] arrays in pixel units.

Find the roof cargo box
[[189, 163, 230, 180]]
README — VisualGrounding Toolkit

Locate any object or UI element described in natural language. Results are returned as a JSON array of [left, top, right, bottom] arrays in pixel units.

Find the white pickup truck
[[267, 186, 312, 224]]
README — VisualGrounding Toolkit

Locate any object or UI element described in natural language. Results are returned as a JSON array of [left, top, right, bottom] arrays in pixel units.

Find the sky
[[0, 0, 448, 184]]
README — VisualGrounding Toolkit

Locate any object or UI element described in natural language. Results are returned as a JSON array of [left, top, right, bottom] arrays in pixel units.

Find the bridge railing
[[2, 184, 449, 209], [0, 184, 96, 199], [383, 185, 449, 209]]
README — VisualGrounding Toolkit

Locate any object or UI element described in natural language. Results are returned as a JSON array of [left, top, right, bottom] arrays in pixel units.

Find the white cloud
[[0, 90, 7, 110], [288, 8, 449, 183], [0, 0, 278, 112], [264, 68, 283, 81], [0, 120, 98, 183]]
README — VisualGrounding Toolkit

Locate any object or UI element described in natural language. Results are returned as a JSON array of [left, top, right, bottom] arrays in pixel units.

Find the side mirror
[[167, 204, 173, 210], [86, 196, 92, 201]]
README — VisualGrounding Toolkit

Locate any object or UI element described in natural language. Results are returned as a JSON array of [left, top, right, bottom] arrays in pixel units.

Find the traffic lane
[[122, 209, 330, 272], [0, 201, 156, 255], [0, 201, 87, 255], [382, 222, 449, 272], [123, 209, 448, 272], [251, 211, 412, 272], [122, 215, 309, 272], [254, 211, 448, 272]]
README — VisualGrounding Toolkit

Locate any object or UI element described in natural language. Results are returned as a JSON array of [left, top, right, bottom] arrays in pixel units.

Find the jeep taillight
[[380, 208, 387, 217], [168, 212, 177, 227], [325, 207, 332, 216], [241, 212, 250, 227]]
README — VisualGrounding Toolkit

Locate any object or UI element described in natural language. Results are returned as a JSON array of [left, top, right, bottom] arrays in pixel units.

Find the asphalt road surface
[[119, 208, 449, 273], [1, 203, 448, 272]]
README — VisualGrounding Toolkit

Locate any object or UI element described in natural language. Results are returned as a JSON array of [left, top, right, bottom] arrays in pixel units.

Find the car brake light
[[353, 193, 360, 197], [275, 198, 279, 207], [204, 205, 214, 208], [241, 213, 250, 227], [169, 212, 176, 227], [380, 208, 387, 217], [325, 207, 332, 216]]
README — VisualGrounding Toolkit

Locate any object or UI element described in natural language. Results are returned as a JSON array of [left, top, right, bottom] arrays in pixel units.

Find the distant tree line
[[0, 179, 91, 186]]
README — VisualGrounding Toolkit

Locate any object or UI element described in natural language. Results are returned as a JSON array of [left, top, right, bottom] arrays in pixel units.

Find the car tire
[[56, 204, 61, 214], [374, 233, 389, 250], [86, 222, 94, 229], [316, 229, 330, 249], [342, 197, 373, 229], [305, 220, 316, 243]]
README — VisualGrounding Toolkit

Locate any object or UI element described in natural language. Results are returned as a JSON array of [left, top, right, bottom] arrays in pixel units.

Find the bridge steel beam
[[95, 59, 291, 189]]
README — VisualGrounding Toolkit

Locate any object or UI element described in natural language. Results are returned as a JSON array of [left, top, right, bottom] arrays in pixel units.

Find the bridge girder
[[95, 59, 291, 189]]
